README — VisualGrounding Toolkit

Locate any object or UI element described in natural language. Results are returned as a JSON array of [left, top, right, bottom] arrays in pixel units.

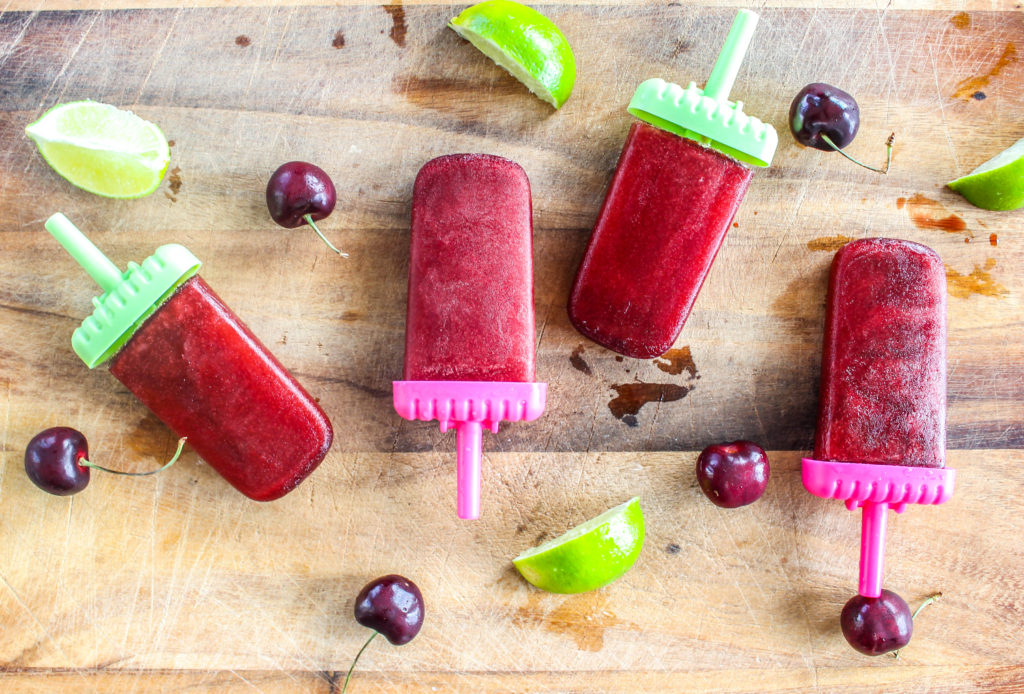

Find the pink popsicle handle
[[802, 458, 956, 597], [858, 501, 889, 598], [456, 421, 482, 520], [394, 380, 547, 519]]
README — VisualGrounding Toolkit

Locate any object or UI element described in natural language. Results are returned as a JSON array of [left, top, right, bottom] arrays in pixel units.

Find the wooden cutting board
[[1, 1, 1022, 691]]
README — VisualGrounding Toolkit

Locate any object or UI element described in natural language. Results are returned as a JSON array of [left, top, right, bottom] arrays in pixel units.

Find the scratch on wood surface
[[0, 380, 10, 503], [59, 496, 74, 610], [533, 299, 555, 362], [0, 571, 80, 675], [35, 10, 101, 122], [269, 5, 296, 70], [872, 1, 897, 99], [133, 5, 183, 105], [926, 43, 958, 171], [228, 668, 265, 691], [0, 9, 37, 71]]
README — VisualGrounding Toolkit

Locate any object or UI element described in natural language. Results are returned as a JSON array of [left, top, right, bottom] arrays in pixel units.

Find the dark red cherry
[[25, 427, 90, 495], [696, 440, 769, 508], [354, 574, 424, 645], [266, 161, 336, 227], [266, 161, 347, 255], [840, 590, 913, 656], [790, 83, 860, 151]]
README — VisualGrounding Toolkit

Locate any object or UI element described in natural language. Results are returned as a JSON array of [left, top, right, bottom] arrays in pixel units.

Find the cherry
[[24, 427, 186, 496], [343, 575, 424, 693], [266, 161, 347, 256], [790, 83, 860, 151], [25, 427, 90, 495], [840, 590, 912, 656], [695, 440, 769, 508], [789, 83, 893, 173], [354, 574, 424, 645]]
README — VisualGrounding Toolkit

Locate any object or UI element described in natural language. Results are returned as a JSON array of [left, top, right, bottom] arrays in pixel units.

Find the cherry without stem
[[840, 589, 912, 656], [266, 161, 348, 256], [695, 440, 770, 508]]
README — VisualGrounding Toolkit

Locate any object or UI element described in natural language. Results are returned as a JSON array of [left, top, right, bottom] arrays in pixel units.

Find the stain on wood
[[807, 235, 855, 252], [652, 346, 696, 378], [383, 4, 407, 47], [569, 343, 592, 375], [905, 194, 968, 235], [514, 592, 637, 653], [608, 383, 690, 421], [952, 42, 1017, 99], [946, 259, 1009, 299]]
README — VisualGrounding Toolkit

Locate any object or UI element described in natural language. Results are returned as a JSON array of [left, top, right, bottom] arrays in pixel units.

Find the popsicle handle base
[[393, 381, 547, 519], [802, 458, 956, 598]]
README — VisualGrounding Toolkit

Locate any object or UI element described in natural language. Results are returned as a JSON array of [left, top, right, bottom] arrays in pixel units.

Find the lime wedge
[[26, 100, 170, 199], [449, 0, 576, 108], [513, 497, 644, 594], [947, 137, 1024, 211]]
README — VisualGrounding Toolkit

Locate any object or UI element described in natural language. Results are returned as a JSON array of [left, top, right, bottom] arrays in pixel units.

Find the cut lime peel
[[449, 22, 561, 108], [947, 137, 1024, 211], [514, 497, 640, 561], [512, 497, 644, 594], [959, 138, 1024, 176]]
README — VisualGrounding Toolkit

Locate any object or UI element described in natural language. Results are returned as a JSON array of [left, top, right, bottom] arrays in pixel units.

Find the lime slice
[[947, 137, 1024, 211], [449, 0, 576, 108], [25, 100, 170, 199], [513, 497, 644, 594]]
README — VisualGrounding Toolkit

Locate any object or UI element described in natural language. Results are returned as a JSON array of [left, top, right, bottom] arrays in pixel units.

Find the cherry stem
[[303, 214, 349, 257], [819, 132, 894, 174], [80, 437, 187, 476], [893, 592, 942, 659], [341, 631, 378, 694]]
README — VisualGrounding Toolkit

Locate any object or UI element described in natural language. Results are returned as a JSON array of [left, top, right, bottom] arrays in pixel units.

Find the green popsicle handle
[[703, 9, 759, 103], [45, 213, 123, 293]]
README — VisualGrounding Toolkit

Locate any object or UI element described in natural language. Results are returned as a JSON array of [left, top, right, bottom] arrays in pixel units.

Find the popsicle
[[569, 9, 777, 358], [393, 154, 547, 519], [802, 238, 956, 598], [45, 214, 332, 501]]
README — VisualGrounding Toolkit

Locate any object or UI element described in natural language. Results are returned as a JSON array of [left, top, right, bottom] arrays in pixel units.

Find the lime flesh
[[449, 0, 576, 108], [513, 497, 644, 594], [25, 100, 170, 199], [947, 137, 1024, 211]]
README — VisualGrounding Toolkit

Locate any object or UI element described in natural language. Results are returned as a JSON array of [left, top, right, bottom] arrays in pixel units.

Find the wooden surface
[[1, 2, 1023, 692]]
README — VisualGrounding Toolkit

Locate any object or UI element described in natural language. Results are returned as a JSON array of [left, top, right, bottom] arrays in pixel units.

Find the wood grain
[[0, 3, 1023, 692], [1, 451, 1023, 691]]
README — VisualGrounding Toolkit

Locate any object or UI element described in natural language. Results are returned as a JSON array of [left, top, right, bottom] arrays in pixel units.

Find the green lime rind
[[449, 0, 576, 108], [25, 100, 170, 199], [513, 497, 644, 594], [947, 137, 1024, 212]]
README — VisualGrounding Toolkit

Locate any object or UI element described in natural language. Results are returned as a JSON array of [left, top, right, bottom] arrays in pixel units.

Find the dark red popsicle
[[109, 276, 333, 500], [404, 153, 536, 382], [814, 238, 947, 468], [569, 122, 752, 358]]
